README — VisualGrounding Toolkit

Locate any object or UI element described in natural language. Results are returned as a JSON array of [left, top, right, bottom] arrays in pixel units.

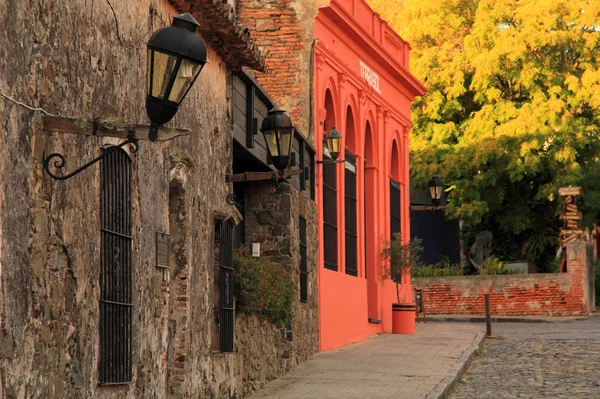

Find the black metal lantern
[[325, 126, 342, 161], [146, 12, 207, 136], [261, 107, 294, 171], [428, 175, 444, 205]]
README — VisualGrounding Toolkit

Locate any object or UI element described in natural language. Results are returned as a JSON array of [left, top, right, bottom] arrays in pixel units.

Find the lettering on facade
[[359, 60, 382, 94]]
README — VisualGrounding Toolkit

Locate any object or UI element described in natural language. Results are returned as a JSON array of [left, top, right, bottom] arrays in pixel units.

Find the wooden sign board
[[560, 228, 583, 236], [559, 211, 582, 220], [559, 186, 582, 196], [561, 233, 578, 246], [566, 220, 579, 228], [565, 204, 578, 213]]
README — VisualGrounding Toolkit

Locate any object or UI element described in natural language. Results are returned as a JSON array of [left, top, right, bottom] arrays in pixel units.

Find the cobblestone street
[[451, 317, 600, 399]]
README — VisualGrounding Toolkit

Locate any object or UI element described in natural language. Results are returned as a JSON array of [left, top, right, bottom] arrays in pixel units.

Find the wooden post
[[485, 293, 491, 337]]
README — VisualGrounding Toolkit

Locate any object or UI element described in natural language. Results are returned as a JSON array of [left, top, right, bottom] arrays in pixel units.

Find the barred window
[[344, 153, 358, 276], [299, 216, 308, 303], [99, 147, 132, 384], [323, 163, 338, 271], [212, 220, 235, 353]]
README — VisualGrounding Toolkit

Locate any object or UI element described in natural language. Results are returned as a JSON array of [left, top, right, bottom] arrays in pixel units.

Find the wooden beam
[[226, 169, 302, 183], [43, 115, 190, 142]]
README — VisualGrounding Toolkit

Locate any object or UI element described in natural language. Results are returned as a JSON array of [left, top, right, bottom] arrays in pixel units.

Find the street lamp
[[146, 12, 207, 139], [43, 12, 208, 181], [261, 107, 294, 172], [428, 175, 444, 207], [317, 126, 344, 164]]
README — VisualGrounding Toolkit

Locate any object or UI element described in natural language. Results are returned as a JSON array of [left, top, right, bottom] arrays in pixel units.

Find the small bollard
[[484, 293, 492, 336]]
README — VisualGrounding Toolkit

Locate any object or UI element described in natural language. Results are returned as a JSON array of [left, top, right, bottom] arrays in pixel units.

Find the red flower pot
[[392, 303, 416, 334]]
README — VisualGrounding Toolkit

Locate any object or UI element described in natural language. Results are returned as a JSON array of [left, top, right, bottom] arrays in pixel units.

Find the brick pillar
[[566, 241, 595, 315]]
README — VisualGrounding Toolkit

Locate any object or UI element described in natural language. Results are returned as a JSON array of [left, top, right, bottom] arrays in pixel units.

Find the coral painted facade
[[314, 0, 426, 351]]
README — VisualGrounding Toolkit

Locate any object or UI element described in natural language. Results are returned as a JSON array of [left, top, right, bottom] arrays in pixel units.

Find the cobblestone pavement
[[451, 317, 600, 399], [250, 323, 484, 399]]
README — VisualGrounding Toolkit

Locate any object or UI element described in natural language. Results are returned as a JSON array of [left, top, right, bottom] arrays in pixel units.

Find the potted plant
[[381, 232, 423, 334]]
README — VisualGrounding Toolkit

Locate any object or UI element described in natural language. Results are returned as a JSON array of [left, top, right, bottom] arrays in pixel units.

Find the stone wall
[[413, 241, 595, 317], [238, 181, 319, 396], [0, 0, 306, 398]]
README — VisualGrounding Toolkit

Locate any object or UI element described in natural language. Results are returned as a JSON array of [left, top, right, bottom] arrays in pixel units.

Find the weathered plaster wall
[[239, 181, 319, 396], [412, 241, 594, 317], [0, 0, 243, 397]]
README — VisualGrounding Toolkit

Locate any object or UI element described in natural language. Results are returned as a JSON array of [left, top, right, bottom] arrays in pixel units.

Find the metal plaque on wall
[[156, 232, 169, 269]]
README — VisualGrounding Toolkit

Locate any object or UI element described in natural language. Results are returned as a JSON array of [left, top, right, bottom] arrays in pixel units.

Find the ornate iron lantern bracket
[[43, 128, 139, 181]]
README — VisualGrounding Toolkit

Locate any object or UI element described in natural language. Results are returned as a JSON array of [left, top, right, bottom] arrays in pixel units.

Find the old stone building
[[0, 0, 318, 398]]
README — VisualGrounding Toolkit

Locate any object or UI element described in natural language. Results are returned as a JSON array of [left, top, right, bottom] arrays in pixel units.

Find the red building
[[314, 0, 426, 351]]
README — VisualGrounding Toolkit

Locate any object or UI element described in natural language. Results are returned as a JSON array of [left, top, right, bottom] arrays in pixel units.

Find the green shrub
[[234, 248, 296, 326], [478, 257, 517, 275], [412, 264, 464, 277]]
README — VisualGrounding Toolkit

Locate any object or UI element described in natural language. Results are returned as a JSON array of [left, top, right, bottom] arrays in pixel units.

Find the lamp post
[[146, 12, 207, 140], [260, 107, 295, 172], [428, 175, 444, 209]]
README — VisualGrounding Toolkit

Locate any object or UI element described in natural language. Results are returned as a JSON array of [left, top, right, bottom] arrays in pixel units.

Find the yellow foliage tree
[[368, 0, 600, 270]]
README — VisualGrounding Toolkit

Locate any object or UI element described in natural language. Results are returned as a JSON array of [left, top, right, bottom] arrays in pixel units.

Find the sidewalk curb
[[425, 315, 589, 324], [425, 330, 486, 399]]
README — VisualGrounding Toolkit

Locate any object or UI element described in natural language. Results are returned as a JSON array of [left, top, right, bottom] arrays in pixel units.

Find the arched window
[[323, 89, 338, 271], [344, 106, 357, 276], [390, 141, 401, 241]]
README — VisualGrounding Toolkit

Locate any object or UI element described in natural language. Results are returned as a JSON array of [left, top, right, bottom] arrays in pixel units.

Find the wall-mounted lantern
[[226, 107, 302, 187], [43, 13, 207, 181], [261, 107, 294, 172], [317, 126, 344, 164], [428, 175, 444, 208], [146, 13, 207, 139]]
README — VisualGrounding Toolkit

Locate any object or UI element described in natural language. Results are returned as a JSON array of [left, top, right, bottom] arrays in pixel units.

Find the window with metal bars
[[390, 179, 401, 283], [344, 153, 358, 276], [390, 179, 401, 239], [213, 220, 235, 353], [99, 147, 132, 385], [322, 163, 338, 271], [299, 216, 308, 303]]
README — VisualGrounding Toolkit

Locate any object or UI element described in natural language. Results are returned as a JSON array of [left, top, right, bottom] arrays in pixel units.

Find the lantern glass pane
[[327, 136, 341, 155], [435, 185, 443, 199], [278, 127, 294, 157], [168, 58, 203, 104], [429, 185, 436, 200], [147, 49, 152, 94], [264, 130, 279, 157], [151, 51, 178, 99]]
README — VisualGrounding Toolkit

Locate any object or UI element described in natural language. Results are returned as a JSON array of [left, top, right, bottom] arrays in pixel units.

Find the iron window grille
[[214, 220, 235, 353], [344, 152, 358, 277], [322, 162, 338, 271], [99, 147, 133, 385], [299, 216, 308, 303], [390, 179, 401, 282]]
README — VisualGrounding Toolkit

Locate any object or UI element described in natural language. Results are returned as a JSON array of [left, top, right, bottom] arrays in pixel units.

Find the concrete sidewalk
[[250, 323, 485, 399]]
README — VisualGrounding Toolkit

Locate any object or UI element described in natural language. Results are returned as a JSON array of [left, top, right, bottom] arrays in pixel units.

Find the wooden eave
[[168, 0, 266, 72]]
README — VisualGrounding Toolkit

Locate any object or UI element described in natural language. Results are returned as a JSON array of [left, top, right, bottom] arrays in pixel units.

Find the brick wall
[[236, 0, 324, 136], [412, 241, 595, 317]]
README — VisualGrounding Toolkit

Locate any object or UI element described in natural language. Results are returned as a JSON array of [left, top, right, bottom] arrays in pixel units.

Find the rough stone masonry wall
[[238, 181, 319, 396], [412, 241, 595, 317], [236, 0, 329, 138], [0, 0, 247, 398]]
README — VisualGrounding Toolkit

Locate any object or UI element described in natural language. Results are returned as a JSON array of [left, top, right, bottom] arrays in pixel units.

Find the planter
[[391, 303, 416, 334]]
